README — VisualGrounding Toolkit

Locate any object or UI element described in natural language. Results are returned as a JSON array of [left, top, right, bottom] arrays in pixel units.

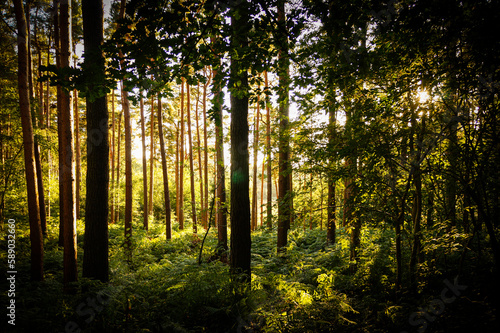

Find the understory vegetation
[[2, 216, 499, 333]]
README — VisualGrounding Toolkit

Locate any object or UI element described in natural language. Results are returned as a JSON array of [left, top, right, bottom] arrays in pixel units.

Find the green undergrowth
[[1, 217, 499, 332]]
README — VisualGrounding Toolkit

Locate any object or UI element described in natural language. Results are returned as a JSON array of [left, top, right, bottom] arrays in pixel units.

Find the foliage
[[2, 213, 499, 332]]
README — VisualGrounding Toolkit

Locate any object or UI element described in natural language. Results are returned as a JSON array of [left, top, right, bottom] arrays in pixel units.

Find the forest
[[0, 0, 499, 332]]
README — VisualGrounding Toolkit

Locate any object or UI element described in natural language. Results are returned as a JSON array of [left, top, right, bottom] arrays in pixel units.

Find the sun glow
[[417, 90, 430, 103]]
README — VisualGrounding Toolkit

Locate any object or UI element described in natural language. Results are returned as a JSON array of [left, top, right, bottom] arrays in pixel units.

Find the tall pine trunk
[[409, 101, 424, 287], [74, 87, 81, 219], [344, 107, 359, 272], [121, 81, 132, 258], [157, 95, 172, 240], [265, 72, 272, 230], [195, 83, 205, 229], [115, 111, 122, 224], [26, 2, 47, 237], [59, 0, 78, 289], [276, 0, 291, 252], [260, 156, 265, 227], [214, 63, 228, 252], [14, 0, 44, 281], [149, 95, 155, 218], [178, 80, 185, 229], [326, 103, 336, 244], [140, 95, 148, 230], [229, 0, 251, 280], [252, 100, 260, 231], [186, 84, 198, 233], [203, 76, 209, 229], [110, 90, 116, 224], [119, 0, 132, 259], [53, 0, 65, 247], [82, 0, 109, 282]]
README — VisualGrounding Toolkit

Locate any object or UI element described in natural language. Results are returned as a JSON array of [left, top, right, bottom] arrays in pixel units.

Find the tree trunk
[[186, 84, 198, 233], [409, 105, 424, 287], [195, 83, 205, 229], [54, 0, 64, 247], [230, 0, 251, 280], [276, 0, 291, 252], [260, 156, 265, 228], [74, 87, 81, 219], [320, 175, 324, 230], [265, 72, 272, 230], [118, 0, 132, 259], [175, 123, 179, 226], [327, 106, 336, 244], [157, 95, 172, 240], [34, 141, 46, 234], [178, 79, 185, 229], [203, 75, 209, 230], [26, 2, 46, 237], [59, 0, 78, 289], [214, 63, 228, 252], [82, 0, 109, 282], [45, 45, 51, 220], [252, 101, 260, 231], [445, 111, 458, 228], [110, 90, 115, 224], [115, 111, 122, 224], [34, 21, 48, 235], [14, 0, 44, 281], [149, 95, 155, 218], [140, 95, 148, 230], [344, 108, 359, 272], [121, 81, 132, 258]]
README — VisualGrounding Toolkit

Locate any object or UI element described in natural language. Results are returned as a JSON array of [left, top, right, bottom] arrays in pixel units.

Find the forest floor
[[1, 217, 499, 332]]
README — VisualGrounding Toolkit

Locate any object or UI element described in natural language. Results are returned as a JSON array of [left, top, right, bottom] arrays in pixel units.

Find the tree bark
[[260, 156, 265, 228], [252, 100, 260, 231], [110, 90, 115, 224], [115, 111, 122, 224], [203, 75, 209, 229], [157, 95, 172, 240], [149, 95, 155, 218], [265, 72, 272, 230], [59, 0, 78, 289], [178, 79, 185, 229], [344, 108, 359, 272], [276, 0, 291, 252], [14, 0, 44, 281], [121, 81, 132, 258], [119, 0, 132, 259], [327, 104, 336, 244], [33, 19, 47, 235], [45, 45, 51, 220], [82, 0, 109, 282], [140, 95, 148, 230], [230, 0, 251, 280], [53, 0, 65, 247], [409, 103, 424, 287], [74, 87, 81, 219], [195, 83, 205, 229], [186, 84, 198, 233], [214, 63, 228, 252], [26, 2, 47, 236]]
